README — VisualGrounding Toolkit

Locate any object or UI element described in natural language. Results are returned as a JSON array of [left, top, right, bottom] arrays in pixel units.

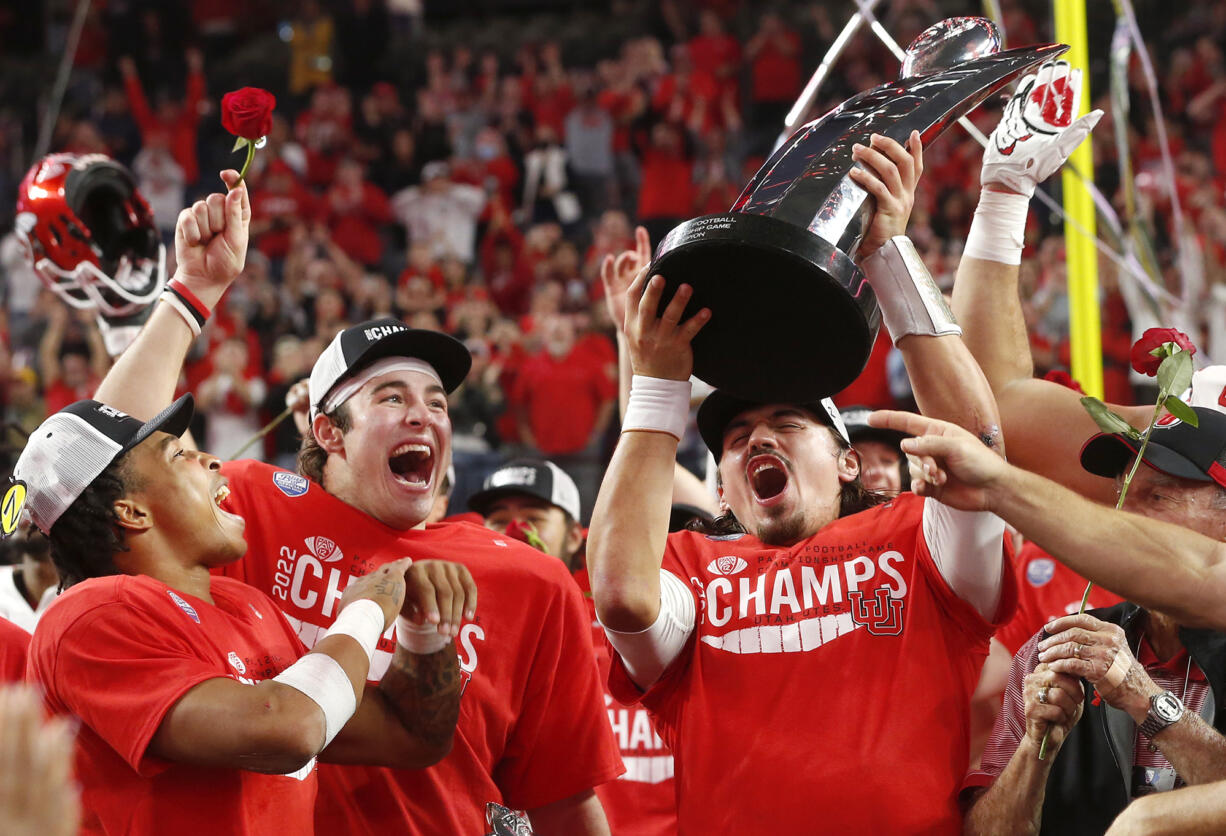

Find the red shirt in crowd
[[0, 616, 28, 682], [325, 181, 392, 267], [637, 148, 695, 222], [749, 29, 801, 104], [608, 494, 1016, 833], [124, 70, 205, 184], [574, 569, 678, 836], [28, 574, 316, 836], [833, 331, 896, 410], [513, 343, 617, 455], [993, 541, 1124, 656], [251, 174, 317, 260], [44, 376, 100, 416], [215, 460, 623, 836]]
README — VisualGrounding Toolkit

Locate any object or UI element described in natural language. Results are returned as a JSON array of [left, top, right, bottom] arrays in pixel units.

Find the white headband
[[319, 357, 443, 417]]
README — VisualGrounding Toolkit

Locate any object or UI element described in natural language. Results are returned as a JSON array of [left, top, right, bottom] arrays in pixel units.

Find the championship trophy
[[650, 18, 1066, 402]]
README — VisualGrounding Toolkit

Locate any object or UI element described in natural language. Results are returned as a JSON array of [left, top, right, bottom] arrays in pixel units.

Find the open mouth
[[213, 483, 231, 506], [748, 455, 789, 503], [389, 443, 434, 488]]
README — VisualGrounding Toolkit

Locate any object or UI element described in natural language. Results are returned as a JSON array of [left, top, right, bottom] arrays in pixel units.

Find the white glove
[[981, 60, 1104, 197]]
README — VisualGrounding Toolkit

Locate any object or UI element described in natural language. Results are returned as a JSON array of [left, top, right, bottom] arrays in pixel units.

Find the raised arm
[[851, 132, 1002, 452], [94, 172, 250, 425], [950, 62, 1136, 501], [871, 410, 1226, 629], [587, 268, 710, 635]]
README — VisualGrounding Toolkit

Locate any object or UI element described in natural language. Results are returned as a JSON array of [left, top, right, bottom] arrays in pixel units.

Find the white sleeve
[[922, 499, 1007, 620], [600, 569, 696, 692]]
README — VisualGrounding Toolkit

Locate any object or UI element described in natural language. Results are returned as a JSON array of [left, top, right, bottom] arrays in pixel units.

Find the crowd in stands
[[2, 0, 1226, 515]]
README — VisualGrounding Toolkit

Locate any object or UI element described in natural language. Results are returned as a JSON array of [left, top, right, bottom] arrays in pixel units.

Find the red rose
[[1042, 369, 1085, 394], [221, 87, 276, 140], [1129, 327, 1196, 376], [503, 519, 545, 551]]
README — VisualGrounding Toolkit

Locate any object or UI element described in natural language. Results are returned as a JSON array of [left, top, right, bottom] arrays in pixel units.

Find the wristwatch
[[1139, 690, 1186, 741]]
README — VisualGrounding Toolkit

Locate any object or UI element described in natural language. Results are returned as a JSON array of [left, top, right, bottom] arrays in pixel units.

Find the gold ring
[[1038, 687, 1048, 705], [1074, 644, 1082, 659]]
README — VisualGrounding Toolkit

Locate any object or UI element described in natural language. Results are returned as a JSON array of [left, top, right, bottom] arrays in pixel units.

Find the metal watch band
[[1139, 690, 1186, 740]]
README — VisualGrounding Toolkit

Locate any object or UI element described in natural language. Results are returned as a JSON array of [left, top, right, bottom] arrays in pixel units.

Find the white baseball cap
[[11, 395, 194, 534]]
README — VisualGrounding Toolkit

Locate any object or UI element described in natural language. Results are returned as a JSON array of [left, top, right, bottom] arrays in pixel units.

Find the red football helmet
[[14, 153, 165, 317]]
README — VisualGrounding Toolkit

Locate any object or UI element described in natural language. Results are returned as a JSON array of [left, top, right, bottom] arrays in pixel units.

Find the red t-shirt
[[574, 569, 678, 836], [0, 615, 29, 682], [27, 574, 315, 836], [513, 349, 616, 455], [608, 494, 1016, 834], [216, 460, 622, 835], [993, 541, 1125, 655]]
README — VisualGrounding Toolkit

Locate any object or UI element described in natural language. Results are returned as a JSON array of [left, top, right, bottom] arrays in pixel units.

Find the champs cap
[[839, 405, 909, 449], [1079, 406, 1226, 489], [467, 459, 582, 522], [10, 395, 194, 535], [697, 390, 850, 463], [309, 318, 471, 419]]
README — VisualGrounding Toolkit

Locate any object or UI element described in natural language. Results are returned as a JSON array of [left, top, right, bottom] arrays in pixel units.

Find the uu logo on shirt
[[1026, 557, 1056, 588], [273, 471, 310, 497], [168, 590, 201, 623], [227, 652, 246, 674]]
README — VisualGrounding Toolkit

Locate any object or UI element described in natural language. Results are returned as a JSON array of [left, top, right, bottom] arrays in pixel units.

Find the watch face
[[1155, 693, 1183, 722]]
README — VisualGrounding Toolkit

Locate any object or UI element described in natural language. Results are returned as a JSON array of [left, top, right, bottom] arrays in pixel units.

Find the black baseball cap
[[839, 405, 909, 449], [697, 390, 850, 462], [12, 395, 194, 534], [309, 318, 472, 418], [1079, 406, 1226, 489], [467, 459, 582, 522]]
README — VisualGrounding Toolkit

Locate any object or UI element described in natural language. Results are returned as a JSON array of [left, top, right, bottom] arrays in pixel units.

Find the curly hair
[[296, 403, 351, 488], [47, 455, 142, 589]]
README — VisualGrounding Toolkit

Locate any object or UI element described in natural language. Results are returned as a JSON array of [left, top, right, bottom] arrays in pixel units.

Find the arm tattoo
[[377, 642, 461, 751]]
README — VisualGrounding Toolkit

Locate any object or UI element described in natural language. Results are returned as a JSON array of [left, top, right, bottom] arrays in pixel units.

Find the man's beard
[[753, 510, 810, 547]]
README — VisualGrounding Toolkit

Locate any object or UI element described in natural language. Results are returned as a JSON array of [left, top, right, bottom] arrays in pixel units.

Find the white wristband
[[322, 598, 385, 663], [273, 652, 358, 749], [623, 375, 691, 440], [159, 292, 203, 337], [963, 189, 1030, 265], [395, 616, 450, 655], [861, 236, 961, 343]]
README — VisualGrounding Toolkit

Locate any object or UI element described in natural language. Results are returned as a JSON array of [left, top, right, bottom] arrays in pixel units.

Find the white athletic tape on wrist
[[1103, 648, 1131, 691], [273, 653, 357, 749], [159, 292, 203, 337], [322, 598, 385, 663], [963, 190, 1030, 266], [623, 375, 691, 440], [860, 236, 961, 343], [396, 616, 451, 654]]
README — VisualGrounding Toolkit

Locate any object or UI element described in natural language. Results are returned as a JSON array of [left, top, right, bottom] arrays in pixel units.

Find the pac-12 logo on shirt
[[707, 556, 748, 575], [168, 590, 201, 623], [305, 536, 343, 563], [273, 471, 310, 497], [1026, 557, 1056, 587]]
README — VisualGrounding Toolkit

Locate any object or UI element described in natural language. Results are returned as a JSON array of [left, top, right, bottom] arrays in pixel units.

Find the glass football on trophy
[[649, 17, 1066, 403]]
